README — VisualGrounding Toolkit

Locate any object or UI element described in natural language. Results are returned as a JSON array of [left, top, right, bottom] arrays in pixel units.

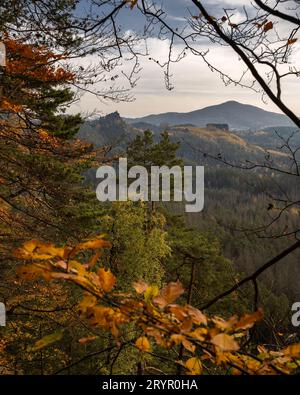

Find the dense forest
[[1, 0, 300, 378]]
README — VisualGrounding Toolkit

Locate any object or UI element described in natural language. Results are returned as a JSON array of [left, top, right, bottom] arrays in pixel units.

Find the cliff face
[[77, 111, 131, 146]]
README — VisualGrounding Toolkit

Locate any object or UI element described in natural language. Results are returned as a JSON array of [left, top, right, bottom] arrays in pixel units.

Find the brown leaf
[[153, 281, 184, 308], [212, 315, 237, 330], [264, 21, 273, 32], [129, 0, 138, 9], [181, 317, 193, 333], [169, 304, 188, 321], [287, 38, 298, 45], [235, 308, 263, 330], [211, 333, 239, 352], [182, 339, 196, 353], [78, 336, 98, 344], [133, 280, 149, 294], [186, 305, 207, 326]]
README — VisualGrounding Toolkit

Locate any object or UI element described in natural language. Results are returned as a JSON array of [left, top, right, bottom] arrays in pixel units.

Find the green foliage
[[127, 130, 183, 169], [100, 201, 170, 288]]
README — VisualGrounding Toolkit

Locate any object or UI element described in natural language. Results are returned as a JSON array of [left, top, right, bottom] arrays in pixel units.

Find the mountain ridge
[[124, 100, 293, 130]]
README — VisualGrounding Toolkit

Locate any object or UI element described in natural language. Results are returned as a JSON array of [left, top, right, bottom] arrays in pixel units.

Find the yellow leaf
[[135, 336, 151, 352], [30, 329, 64, 351], [170, 334, 185, 345], [144, 285, 159, 303], [189, 328, 208, 341], [185, 357, 202, 375], [77, 238, 111, 251], [211, 333, 239, 352]]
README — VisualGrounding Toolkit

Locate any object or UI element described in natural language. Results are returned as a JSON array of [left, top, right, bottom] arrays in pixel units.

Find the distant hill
[[77, 111, 287, 168], [125, 101, 293, 130], [78, 111, 135, 147]]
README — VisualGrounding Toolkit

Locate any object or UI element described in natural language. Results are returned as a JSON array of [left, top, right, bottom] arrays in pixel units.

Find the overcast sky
[[71, 0, 300, 118]]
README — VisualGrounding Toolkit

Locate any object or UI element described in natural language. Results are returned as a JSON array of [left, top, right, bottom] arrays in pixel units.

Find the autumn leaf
[[287, 38, 298, 45], [76, 237, 111, 251], [128, 0, 138, 9], [170, 334, 185, 346], [212, 315, 237, 330], [144, 285, 159, 303], [186, 305, 207, 326], [235, 308, 263, 330], [181, 317, 194, 333], [135, 336, 151, 352], [133, 280, 149, 294], [153, 281, 184, 308], [182, 339, 196, 353], [98, 268, 116, 292], [189, 327, 208, 341], [88, 251, 102, 268], [284, 342, 300, 357], [78, 336, 98, 344], [23, 240, 40, 253], [78, 294, 98, 314], [264, 21, 273, 32], [211, 333, 239, 352], [29, 329, 64, 351], [185, 357, 202, 375], [15, 241, 65, 260]]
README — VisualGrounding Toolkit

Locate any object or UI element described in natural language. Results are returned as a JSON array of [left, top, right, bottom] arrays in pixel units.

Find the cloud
[[70, 1, 300, 118]]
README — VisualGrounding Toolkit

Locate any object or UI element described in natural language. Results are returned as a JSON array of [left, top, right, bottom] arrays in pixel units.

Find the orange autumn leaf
[[88, 251, 102, 268], [78, 336, 98, 345], [133, 280, 149, 294], [182, 339, 196, 353], [185, 357, 202, 375], [98, 268, 116, 292], [135, 336, 151, 352], [283, 342, 300, 357], [153, 281, 184, 308], [186, 305, 207, 326], [211, 333, 239, 352], [170, 334, 185, 345], [235, 308, 263, 330], [76, 238, 111, 251]]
